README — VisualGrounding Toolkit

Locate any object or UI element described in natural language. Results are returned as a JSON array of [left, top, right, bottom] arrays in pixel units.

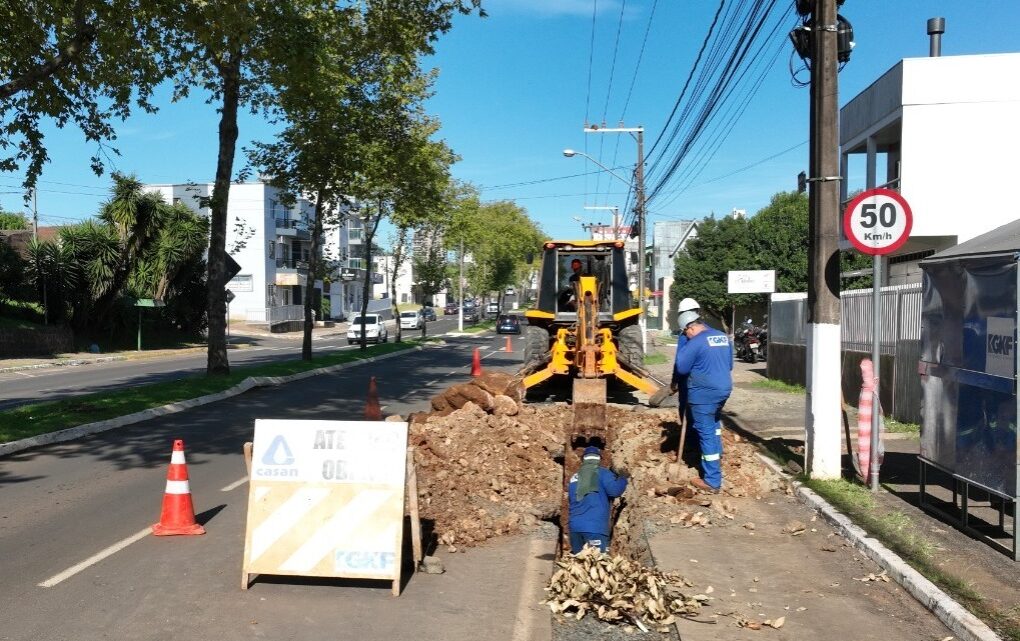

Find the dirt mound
[[408, 380, 779, 550]]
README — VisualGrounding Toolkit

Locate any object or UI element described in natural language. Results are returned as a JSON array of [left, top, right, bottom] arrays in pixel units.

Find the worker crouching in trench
[[567, 446, 629, 553]]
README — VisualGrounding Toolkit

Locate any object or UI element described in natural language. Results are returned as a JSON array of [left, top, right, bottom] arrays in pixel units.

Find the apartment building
[[144, 181, 381, 323]]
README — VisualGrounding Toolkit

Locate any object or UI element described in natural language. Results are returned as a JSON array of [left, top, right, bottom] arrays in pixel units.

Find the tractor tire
[[523, 325, 551, 369], [616, 324, 643, 368]]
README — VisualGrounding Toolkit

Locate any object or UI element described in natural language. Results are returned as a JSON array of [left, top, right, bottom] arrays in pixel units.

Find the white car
[[399, 310, 423, 330], [347, 314, 388, 344]]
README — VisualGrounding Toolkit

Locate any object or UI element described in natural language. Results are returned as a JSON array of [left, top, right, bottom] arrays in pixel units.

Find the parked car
[[444, 302, 458, 315], [496, 314, 521, 334], [462, 306, 480, 323], [347, 314, 388, 344], [421, 306, 437, 322], [485, 302, 500, 319], [399, 310, 423, 330]]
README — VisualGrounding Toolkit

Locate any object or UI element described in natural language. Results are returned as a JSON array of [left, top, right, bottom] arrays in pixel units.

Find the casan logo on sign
[[258, 435, 298, 477], [985, 317, 1016, 378], [707, 335, 729, 347]]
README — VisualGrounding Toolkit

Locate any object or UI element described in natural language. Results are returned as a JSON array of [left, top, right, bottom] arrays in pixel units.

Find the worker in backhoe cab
[[673, 306, 733, 494], [558, 258, 585, 311], [567, 446, 628, 553]]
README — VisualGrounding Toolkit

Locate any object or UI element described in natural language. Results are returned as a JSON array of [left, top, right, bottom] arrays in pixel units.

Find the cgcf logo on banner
[[985, 316, 1016, 378], [843, 188, 913, 256]]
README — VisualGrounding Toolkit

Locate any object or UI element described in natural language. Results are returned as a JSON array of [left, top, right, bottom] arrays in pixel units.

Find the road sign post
[[843, 188, 913, 491]]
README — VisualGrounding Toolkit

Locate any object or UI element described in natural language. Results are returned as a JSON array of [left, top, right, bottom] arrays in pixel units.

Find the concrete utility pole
[[805, 0, 842, 479], [458, 240, 464, 332], [581, 125, 647, 350]]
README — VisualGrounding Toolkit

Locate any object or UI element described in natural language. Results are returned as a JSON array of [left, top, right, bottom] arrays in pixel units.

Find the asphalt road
[[0, 316, 470, 411], [0, 330, 554, 641]]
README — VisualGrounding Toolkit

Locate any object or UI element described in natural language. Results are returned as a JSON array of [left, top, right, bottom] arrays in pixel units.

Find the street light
[[562, 149, 636, 191]]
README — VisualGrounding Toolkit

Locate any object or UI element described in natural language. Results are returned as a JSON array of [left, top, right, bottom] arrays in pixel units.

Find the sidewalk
[[644, 335, 1019, 639]]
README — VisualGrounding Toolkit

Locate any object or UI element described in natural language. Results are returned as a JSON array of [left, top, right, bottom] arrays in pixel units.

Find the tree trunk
[[302, 190, 326, 361], [358, 205, 382, 350], [206, 52, 242, 376]]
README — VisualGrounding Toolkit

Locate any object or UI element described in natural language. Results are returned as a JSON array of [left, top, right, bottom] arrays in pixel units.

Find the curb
[[0, 356, 127, 374], [0, 346, 423, 458], [754, 453, 1001, 641]]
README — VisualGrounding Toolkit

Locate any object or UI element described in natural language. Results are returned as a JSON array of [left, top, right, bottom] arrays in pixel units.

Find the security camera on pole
[[844, 188, 913, 491]]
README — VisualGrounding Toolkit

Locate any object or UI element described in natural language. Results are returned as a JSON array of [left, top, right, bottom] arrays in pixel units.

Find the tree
[[243, 0, 476, 360], [0, 211, 30, 230], [670, 215, 757, 332], [413, 223, 449, 304], [1, 0, 174, 190]]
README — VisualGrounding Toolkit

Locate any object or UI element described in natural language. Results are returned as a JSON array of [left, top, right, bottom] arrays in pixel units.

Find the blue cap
[[582, 446, 601, 459]]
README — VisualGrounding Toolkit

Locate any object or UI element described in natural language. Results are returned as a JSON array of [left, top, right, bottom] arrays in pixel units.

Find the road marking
[[14, 371, 35, 377], [220, 477, 248, 492], [510, 537, 548, 641], [38, 526, 152, 588]]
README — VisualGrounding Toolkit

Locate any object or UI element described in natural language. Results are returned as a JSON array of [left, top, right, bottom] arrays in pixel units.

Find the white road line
[[38, 526, 151, 588], [14, 371, 35, 377], [510, 537, 548, 641], [220, 477, 248, 492]]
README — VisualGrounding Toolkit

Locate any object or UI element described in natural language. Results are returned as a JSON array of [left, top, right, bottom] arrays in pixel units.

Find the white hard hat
[[677, 310, 700, 330], [678, 297, 700, 313]]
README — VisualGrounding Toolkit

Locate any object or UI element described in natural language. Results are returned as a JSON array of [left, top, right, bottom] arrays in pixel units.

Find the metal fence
[[245, 305, 304, 325], [768, 283, 924, 423], [769, 284, 922, 350]]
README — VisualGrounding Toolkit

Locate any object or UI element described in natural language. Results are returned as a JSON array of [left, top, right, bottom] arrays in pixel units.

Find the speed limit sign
[[843, 188, 913, 255]]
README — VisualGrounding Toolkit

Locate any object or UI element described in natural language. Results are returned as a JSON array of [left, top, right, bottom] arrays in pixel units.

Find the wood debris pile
[[408, 374, 568, 548], [544, 546, 707, 632]]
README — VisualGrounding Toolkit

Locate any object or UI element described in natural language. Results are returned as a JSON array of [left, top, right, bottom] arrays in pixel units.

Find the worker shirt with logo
[[567, 467, 628, 536], [673, 326, 733, 405]]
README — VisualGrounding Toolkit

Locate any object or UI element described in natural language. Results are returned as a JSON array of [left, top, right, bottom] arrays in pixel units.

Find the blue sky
[[3, 1, 1019, 245]]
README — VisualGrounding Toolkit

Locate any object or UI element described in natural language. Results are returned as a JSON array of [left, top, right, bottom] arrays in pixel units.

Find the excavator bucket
[[571, 378, 607, 441]]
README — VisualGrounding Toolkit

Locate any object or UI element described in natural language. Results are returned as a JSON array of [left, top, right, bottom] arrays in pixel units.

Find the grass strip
[[463, 320, 495, 333], [752, 378, 805, 394], [803, 477, 1020, 641], [0, 340, 419, 443], [884, 417, 921, 434], [643, 353, 668, 365]]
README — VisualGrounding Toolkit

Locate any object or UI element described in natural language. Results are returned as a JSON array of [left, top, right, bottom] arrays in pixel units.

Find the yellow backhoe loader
[[519, 240, 670, 545]]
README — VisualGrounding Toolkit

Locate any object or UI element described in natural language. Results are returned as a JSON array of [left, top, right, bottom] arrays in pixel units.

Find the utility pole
[[635, 128, 647, 350], [458, 239, 464, 332], [583, 125, 646, 351], [804, 0, 842, 479], [31, 188, 48, 325]]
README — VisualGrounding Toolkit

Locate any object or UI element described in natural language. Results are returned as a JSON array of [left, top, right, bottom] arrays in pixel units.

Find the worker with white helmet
[[672, 299, 733, 493]]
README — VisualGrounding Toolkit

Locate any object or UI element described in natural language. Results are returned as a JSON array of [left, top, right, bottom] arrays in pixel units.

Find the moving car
[[462, 306, 480, 323], [496, 314, 521, 334], [347, 314, 388, 344], [421, 306, 437, 322], [485, 302, 500, 319], [444, 302, 459, 315], [399, 310, 424, 330]]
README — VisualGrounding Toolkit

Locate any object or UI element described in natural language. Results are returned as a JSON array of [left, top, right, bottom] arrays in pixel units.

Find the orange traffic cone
[[152, 439, 205, 536], [505, 336, 513, 353], [471, 347, 483, 377], [364, 376, 382, 420]]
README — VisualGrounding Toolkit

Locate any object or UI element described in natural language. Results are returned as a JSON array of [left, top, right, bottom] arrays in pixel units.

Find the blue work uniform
[[567, 466, 628, 552], [674, 326, 733, 489]]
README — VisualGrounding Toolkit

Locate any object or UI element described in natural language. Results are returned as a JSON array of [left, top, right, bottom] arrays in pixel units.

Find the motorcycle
[[734, 319, 763, 364]]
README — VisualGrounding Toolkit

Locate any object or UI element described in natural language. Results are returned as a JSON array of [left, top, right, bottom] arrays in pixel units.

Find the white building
[[144, 181, 380, 323], [839, 52, 1020, 284], [374, 253, 415, 304]]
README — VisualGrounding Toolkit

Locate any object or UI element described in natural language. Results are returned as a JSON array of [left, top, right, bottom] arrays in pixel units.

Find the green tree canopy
[[0, 211, 30, 230]]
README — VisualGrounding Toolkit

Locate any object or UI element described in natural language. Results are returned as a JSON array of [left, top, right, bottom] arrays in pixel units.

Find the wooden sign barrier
[[241, 419, 421, 595]]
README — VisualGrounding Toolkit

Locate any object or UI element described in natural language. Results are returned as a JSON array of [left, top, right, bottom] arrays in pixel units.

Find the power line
[[600, 0, 628, 124], [585, 0, 598, 124], [478, 165, 632, 191], [618, 0, 658, 121]]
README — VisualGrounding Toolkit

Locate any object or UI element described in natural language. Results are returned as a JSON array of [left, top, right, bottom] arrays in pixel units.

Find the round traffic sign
[[843, 188, 913, 255]]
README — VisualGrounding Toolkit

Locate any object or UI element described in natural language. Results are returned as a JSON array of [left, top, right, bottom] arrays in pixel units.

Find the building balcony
[[276, 258, 309, 270], [275, 218, 310, 238]]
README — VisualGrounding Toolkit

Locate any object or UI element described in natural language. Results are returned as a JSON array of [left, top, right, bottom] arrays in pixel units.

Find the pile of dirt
[[408, 379, 780, 550], [409, 373, 568, 548]]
